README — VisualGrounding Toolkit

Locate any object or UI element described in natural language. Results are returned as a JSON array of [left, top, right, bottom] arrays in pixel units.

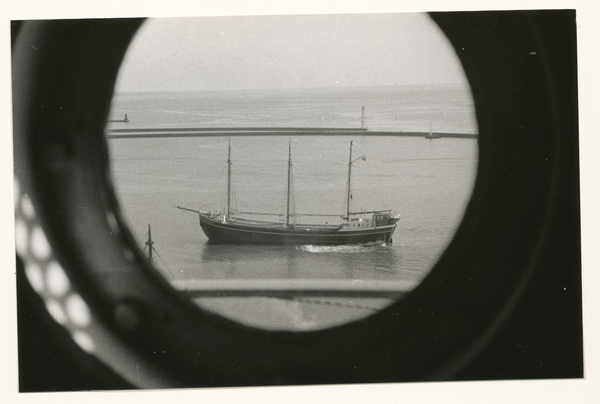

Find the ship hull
[[199, 215, 398, 245]]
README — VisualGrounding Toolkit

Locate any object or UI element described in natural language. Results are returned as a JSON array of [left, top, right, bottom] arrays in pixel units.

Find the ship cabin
[[341, 210, 396, 229], [341, 217, 372, 229], [373, 211, 395, 226]]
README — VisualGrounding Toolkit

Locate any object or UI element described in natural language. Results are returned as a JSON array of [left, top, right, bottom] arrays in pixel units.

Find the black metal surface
[[13, 10, 582, 390]]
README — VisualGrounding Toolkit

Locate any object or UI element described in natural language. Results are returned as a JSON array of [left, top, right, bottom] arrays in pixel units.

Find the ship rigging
[[177, 139, 399, 245]]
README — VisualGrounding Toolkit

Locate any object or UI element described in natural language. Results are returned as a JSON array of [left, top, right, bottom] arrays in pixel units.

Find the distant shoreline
[[107, 127, 478, 139]]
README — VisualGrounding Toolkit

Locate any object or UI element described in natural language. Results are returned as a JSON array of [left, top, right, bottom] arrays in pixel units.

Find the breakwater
[[107, 127, 477, 139]]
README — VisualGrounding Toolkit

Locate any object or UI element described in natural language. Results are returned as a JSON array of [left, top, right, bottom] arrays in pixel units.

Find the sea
[[106, 84, 478, 302]]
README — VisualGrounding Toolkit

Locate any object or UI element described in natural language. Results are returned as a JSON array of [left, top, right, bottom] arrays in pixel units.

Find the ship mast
[[286, 139, 292, 227], [346, 141, 353, 219], [227, 138, 231, 219], [346, 141, 366, 220]]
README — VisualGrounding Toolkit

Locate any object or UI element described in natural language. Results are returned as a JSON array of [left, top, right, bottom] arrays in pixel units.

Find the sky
[[114, 13, 469, 92]]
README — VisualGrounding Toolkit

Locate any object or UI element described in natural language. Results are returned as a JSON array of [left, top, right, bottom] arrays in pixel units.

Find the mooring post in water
[[361, 106, 366, 129], [146, 223, 154, 262]]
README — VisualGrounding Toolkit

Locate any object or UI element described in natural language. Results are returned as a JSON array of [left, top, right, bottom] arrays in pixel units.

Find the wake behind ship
[[178, 139, 400, 245]]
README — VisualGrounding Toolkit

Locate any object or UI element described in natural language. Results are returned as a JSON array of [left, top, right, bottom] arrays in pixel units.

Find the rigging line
[[232, 185, 239, 213], [199, 163, 228, 211], [182, 156, 223, 208], [231, 211, 343, 217], [229, 161, 239, 213], [177, 209, 198, 216], [233, 211, 284, 217], [152, 247, 176, 280], [140, 229, 150, 248], [291, 213, 343, 217], [290, 165, 296, 223], [228, 217, 288, 225], [342, 178, 350, 218], [280, 162, 288, 222]]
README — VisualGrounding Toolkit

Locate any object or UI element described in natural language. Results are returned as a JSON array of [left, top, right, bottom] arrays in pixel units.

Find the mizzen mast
[[346, 141, 366, 220]]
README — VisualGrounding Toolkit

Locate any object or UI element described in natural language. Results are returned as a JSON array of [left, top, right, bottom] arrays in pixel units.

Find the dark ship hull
[[198, 213, 398, 245], [179, 137, 400, 246]]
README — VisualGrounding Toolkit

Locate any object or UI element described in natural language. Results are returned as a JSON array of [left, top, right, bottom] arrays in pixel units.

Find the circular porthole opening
[[106, 14, 479, 331]]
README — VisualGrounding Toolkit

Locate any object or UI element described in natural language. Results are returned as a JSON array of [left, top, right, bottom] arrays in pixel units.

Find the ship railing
[[228, 216, 287, 227], [228, 216, 342, 229], [233, 210, 343, 218]]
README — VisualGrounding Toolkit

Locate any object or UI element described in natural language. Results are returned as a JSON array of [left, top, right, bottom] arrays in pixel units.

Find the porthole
[[106, 14, 478, 331], [12, 10, 582, 391]]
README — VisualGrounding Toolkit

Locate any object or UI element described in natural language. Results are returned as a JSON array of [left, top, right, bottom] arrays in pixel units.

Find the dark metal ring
[[12, 11, 581, 389]]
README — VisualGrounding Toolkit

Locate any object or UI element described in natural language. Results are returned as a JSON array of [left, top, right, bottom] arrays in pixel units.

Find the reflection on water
[[196, 242, 402, 281], [190, 242, 408, 330]]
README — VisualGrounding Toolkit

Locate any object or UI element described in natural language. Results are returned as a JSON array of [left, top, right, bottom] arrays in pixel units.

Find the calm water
[[107, 85, 478, 285]]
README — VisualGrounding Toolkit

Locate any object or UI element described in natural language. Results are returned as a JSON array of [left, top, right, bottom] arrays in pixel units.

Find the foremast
[[227, 138, 232, 220], [286, 139, 293, 228], [346, 141, 353, 220]]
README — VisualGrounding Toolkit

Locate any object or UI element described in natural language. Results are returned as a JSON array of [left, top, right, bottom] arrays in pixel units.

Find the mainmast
[[346, 141, 353, 219], [286, 139, 292, 227], [227, 138, 231, 219]]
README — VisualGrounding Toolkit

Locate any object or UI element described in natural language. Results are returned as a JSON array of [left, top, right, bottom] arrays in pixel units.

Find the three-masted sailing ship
[[177, 140, 399, 245]]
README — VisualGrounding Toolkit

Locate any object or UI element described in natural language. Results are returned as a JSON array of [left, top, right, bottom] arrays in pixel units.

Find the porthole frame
[[13, 11, 582, 390]]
